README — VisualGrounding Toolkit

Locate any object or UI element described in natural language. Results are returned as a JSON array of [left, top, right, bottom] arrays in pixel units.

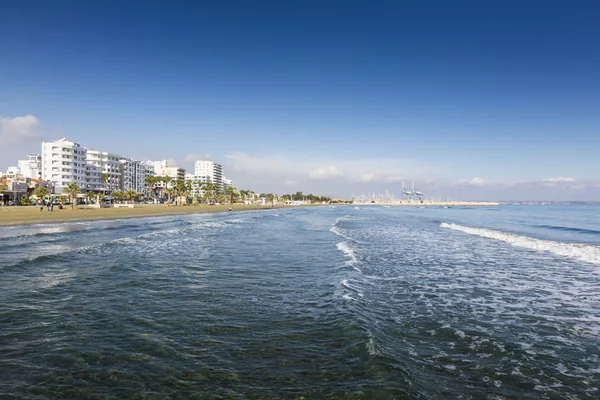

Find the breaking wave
[[440, 222, 600, 266]]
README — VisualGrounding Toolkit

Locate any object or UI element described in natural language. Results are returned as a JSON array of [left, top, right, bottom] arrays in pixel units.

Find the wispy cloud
[[543, 177, 575, 187], [309, 166, 344, 179], [453, 177, 492, 187], [223, 152, 442, 184], [182, 153, 212, 164]]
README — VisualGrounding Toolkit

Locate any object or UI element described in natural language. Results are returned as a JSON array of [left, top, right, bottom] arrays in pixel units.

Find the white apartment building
[[119, 159, 155, 194], [194, 160, 223, 192], [161, 167, 186, 182], [17, 154, 42, 179], [41, 138, 87, 193], [152, 160, 169, 176], [184, 173, 213, 198], [223, 176, 233, 191], [85, 150, 123, 192]]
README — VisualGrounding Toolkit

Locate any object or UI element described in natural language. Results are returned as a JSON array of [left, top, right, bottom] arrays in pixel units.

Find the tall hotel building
[[41, 138, 87, 193], [194, 160, 223, 192], [40, 137, 156, 194], [85, 150, 123, 192]]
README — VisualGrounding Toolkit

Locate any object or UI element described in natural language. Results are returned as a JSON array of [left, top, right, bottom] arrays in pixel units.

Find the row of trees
[[24, 178, 332, 210]]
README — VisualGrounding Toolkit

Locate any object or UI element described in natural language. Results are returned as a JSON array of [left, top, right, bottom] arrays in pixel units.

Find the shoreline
[[352, 201, 500, 207], [0, 203, 299, 227]]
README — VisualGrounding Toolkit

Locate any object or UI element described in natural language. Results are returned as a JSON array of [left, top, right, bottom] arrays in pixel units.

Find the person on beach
[[39, 201, 44, 212], [229, 206, 232, 212]]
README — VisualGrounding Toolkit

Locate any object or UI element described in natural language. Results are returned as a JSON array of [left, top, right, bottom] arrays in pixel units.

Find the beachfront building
[[194, 160, 223, 192], [151, 160, 169, 176], [3, 166, 22, 179], [161, 167, 186, 183], [119, 159, 155, 195], [85, 150, 123, 193], [41, 138, 87, 193], [184, 173, 212, 198], [17, 154, 42, 179], [223, 177, 233, 191]]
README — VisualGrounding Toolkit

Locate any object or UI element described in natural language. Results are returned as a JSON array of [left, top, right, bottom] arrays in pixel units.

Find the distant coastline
[[352, 201, 500, 207]]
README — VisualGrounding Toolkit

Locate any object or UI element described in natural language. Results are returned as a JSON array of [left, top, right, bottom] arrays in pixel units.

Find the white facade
[[194, 160, 223, 192], [5, 166, 21, 179], [119, 159, 155, 194], [85, 150, 123, 192], [152, 160, 169, 176], [184, 174, 212, 198], [41, 138, 87, 193], [223, 176, 233, 191], [17, 154, 42, 179], [161, 167, 186, 183]]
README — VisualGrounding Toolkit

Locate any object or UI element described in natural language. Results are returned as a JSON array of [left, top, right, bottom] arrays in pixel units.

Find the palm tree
[[125, 189, 138, 203], [85, 190, 95, 204], [162, 176, 173, 202], [144, 176, 157, 198], [101, 173, 110, 195], [64, 182, 81, 209], [33, 186, 49, 202], [266, 193, 275, 205], [113, 191, 124, 203], [200, 182, 217, 204], [225, 187, 238, 205]]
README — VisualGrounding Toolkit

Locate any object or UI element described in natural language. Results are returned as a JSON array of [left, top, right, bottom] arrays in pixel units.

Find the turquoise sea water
[[1, 205, 599, 399]]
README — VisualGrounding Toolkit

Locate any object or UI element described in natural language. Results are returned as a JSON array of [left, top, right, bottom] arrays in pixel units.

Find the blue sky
[[1, 0, 599, 200]]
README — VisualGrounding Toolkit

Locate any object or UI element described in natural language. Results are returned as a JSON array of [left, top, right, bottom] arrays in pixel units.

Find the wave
[[0, 218, 191, 241], [534, 224, 600, 236], [336, 242, 357, 264], [440, 223, 600, 266], [341, 279, 364, 297]]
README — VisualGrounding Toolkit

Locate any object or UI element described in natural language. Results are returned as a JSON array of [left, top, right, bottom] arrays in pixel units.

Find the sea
[[1, 205, 599, 399]]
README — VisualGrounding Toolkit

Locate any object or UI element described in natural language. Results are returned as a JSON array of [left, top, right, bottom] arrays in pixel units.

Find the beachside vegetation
[[64, 182, 81, 209]]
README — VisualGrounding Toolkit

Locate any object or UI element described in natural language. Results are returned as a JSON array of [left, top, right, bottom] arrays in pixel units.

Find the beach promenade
[[0, 203, 289, 227]]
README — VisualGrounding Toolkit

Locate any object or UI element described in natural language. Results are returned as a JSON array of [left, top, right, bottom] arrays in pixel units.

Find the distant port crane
[[402, 182, 423, 201]]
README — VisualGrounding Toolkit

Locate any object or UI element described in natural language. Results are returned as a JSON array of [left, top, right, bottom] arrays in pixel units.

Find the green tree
[[266, 193, 275, 205], [33, 186, 49, 201], [64, 182, 81, 209], [125, 189, 138, 203], [162, 176, 173, 202], [85, 190, 95, 204], [101, 173, 110, 194], [200, 182, 217, 204], [225, 186, 238, 204], [145, 176, 157, 198]]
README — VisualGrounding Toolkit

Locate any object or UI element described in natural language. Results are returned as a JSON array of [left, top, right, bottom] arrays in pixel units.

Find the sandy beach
[[0, 203, 292, 227]]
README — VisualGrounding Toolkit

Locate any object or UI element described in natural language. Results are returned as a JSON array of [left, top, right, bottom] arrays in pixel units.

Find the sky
[[1, 0, 599, 200]]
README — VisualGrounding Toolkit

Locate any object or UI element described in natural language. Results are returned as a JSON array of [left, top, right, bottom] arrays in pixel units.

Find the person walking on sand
[[229, 206, 232, 212]]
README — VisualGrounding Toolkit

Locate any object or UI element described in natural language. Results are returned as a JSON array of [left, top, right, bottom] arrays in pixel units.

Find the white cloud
[[454, 177, 492, 187], [223, 152, 441, 183], [358, 172, 377, 182], [182, 153, 212, 163], [309, 166, 344, 179], [543, 177, 575, 187], [0, 115, 44, 144]]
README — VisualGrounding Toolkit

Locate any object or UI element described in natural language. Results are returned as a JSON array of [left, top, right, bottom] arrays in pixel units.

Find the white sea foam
[[440, 222, 600, 266], [336, 241, 357, 264], [341, 279, 364, 297]]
